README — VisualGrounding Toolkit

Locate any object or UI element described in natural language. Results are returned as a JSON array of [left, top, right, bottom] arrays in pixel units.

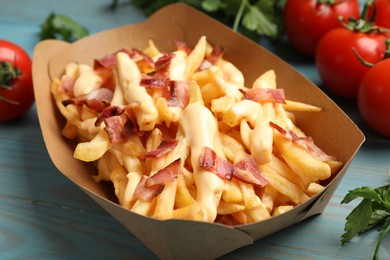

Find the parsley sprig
[[341, 172, 390, 260], [112, 0, 286, 41]]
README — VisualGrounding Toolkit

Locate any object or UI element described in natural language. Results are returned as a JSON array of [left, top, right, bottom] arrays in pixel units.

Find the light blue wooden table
[[1, 1, 389, 259]]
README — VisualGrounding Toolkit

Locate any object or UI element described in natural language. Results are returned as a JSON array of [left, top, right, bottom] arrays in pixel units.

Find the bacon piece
[[93, 49, 131, 69], [139, 138, 178, 159], [94, 103, 140, 143], [233, 156, 269, 187], [94, 102, 140, 126], [243, 88, 286, 104], [59, 75, 75, 95], [129, 48, 155, 72], [199, 147, 234, 180], [140, 53, 174, 89], [163, 80, 189, 107], [206, 45, 225, 65], [62, 88, 113, 112], [146, 158, 181, 187], [174, 40, 192, 55], [103, 113, 132, 143], [94, 48, 154, 72], [134, 176, 165, 201], [269, 121, 336, 161]]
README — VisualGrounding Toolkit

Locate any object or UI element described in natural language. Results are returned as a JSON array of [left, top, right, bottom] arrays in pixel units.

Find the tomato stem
[[316, 0, 341, 5], [0, 58, 21, 88]]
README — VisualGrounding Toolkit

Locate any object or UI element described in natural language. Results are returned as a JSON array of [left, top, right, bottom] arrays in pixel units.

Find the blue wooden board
[[1, 1, 389, 259]]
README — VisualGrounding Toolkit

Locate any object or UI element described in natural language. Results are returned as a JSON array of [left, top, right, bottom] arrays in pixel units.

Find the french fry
[[222, 179, 243, 204], [283, 100, 322, 112], [74, 129, 111, 162], [200, 76, 226, 104], [306, 182, 326, 197], [261, 165, 310, 205], [273, 132, 332, 183], [191, 65, 222, 86], [217, 200, 245, 215], [172, 203, 204, 221], [175, 175, 196, 208], [273, 205, 294, 217], [184, 36, 207, 80], [244, 203, 271, 222], [153, 181, 178, 219]]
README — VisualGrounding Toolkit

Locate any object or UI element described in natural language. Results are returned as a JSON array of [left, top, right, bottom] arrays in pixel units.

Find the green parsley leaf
[[40, 12, 89, 42], [121, 0, 286, 41], [341, 183, 390, 259]]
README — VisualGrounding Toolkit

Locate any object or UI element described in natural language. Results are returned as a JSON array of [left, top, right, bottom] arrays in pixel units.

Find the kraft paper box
[[32, 3, 365, 259]]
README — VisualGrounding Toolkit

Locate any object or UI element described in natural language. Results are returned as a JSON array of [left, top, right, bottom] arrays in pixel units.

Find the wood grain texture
[[1, 1, 389, 259]]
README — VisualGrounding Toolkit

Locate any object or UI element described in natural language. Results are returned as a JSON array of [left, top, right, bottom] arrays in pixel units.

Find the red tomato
[[0, 40, 34, 122], [367, 0, 390, 29], [284, 0, 360, 57], [315, 28, 388, 98], [358, 58, 390, 137]]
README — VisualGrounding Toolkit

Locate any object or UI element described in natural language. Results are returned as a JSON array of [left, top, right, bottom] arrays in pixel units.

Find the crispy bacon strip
[[163, 80, 190, 107], [199, 147, 234, 180], [139, 138, 179, 159], [243, 88, 286, 104], [62, 88, 113, 112], [206, 45, 225, 65], [103, 113, 134, 143], [140, 53, 174, 89], [134, 176, 165, 201], [94, 48, 154, 71], [59, 75, 76, 95], [233, 156, 269, 187], [146, 158, 181, 187], [94, 103, 141, 143], [269, 121, 336, 161], [174, 40, 191, 55], [133, 159, 181, 201]]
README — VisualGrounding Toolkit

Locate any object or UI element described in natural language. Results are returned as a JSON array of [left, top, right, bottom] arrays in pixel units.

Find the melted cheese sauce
[[179, 102, 225, 222], [116, 52, 158, 131]]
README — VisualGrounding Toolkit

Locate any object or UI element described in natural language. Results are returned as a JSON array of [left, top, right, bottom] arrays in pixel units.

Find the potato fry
[[173, 203, 204, 221], [175, 175, 196, 208], [283, 100, 322, 112], [184, 36, 207, 79], [217, 200, 245, 215], [74, 129, 111, 162], [261, 165, 310, 205], [273, 132, 331, 183], [273, 205, 294, 217]]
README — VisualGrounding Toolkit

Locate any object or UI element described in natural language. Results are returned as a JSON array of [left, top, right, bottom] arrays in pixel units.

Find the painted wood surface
[[1, 1, 389, 259]]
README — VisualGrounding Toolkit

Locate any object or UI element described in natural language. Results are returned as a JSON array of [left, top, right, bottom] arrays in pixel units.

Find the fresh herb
[[39, 12, 89, 42], [341, 180, 390, 260], [111, 0, 286, 41]]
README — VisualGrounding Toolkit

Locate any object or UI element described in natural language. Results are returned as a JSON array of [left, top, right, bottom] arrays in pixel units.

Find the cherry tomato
[[358, 58, 390, 137], [315, 28, 388, 98], [367, 0, 390, 29], [0, 40, 34, 122], [284, 0, 360, 57]]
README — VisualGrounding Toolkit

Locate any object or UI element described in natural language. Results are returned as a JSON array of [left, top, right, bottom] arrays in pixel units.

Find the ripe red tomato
[[284, 0, 360, 57], [0, 40, 34, 122], [358, 58, 390, 137], [315, 28, 388, 98], [367, 0, 390, 29]]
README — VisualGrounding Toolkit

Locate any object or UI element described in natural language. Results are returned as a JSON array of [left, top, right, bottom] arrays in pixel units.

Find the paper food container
[[32, 3, 365, 259]]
